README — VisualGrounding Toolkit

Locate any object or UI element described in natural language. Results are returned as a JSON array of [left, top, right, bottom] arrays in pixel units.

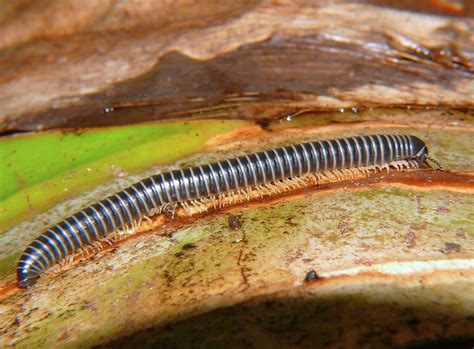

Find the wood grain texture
[[0, 0, 473, 133]]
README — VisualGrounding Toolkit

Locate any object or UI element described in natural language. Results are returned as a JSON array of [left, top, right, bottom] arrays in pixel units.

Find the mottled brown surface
[[0, 0, 473, 133], [103, 269, 474, 348]]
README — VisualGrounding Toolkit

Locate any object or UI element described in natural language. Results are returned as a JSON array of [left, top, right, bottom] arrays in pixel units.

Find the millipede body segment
[[17, 134, 432, 288]]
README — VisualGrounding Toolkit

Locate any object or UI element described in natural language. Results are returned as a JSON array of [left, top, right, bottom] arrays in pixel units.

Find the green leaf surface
[[0, 120, 250, 233]]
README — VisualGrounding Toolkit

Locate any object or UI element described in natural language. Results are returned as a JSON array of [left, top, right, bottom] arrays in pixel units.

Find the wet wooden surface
[[0, 0, 473, 133]]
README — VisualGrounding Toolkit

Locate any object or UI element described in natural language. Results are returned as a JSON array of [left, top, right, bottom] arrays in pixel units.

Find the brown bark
[[0, 0, 473, 133]]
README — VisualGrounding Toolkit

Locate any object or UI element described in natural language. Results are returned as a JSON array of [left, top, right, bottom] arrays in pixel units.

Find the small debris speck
[[404, 232, 417, 248], [337, 221, 352, 235], [440, 242, 461, 254], [228, 214, 242, 230], [304, 269, 321, 283], [182, 243, 196, 250]]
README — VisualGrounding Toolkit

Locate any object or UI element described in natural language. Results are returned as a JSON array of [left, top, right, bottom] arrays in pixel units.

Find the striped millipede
[[17, 134, 438, 288]]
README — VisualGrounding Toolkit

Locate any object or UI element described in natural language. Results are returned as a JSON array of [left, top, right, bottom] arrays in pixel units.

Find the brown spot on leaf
[[174, 252, 184, 258], [337, 221, 353, 236], [440, 242, 461, 254], [182, 243, 196, 250], [228, 214, 242, 230], [404, 232, 417, 248]]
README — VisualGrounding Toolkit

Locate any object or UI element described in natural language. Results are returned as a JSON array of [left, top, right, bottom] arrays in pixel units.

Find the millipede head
[[414, 150, 443, 171], [410, 136, 443, 170]]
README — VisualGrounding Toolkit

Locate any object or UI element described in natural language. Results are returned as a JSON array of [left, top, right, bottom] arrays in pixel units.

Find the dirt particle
[[304, 269, 321, 283], [182, 243, 196, 250], [440, 242, 461, 254], [285, 216, 298, 227], [228, 214, 242, 230], [337, 221, 353, 236]]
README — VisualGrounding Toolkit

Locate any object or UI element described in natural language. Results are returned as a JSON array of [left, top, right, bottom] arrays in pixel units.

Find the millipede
[[16, 134, 440, 288]]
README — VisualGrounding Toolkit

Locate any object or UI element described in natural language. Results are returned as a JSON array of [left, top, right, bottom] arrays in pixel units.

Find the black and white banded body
[[17, 134, 431, 288]]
